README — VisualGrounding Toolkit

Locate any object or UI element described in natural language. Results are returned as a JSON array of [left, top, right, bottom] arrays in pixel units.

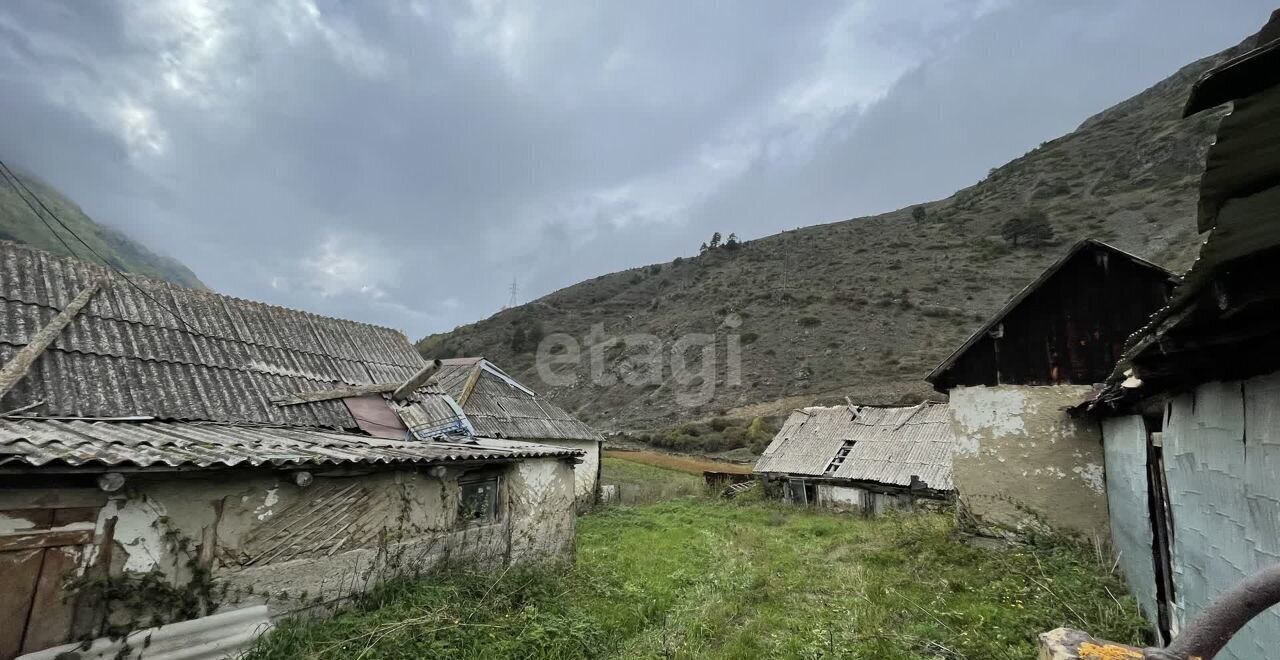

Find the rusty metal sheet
[[343, 395, 408, 440]]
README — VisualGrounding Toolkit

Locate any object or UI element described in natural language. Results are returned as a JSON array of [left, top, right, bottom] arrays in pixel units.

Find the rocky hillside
[[419, 34, 1256, 433], [0, 165, 204, 288]]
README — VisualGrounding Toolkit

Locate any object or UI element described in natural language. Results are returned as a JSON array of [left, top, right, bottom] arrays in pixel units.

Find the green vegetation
[[0, 166, 204, 288], [248, 499, 1148, 660], [599, 455, 704, 504], [999, 207, 1056, 247], [630, 415, 781, 454]]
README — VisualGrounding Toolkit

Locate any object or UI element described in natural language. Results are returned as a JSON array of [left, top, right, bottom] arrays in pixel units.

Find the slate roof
[[0, 241, 460, 431], [0, 418, 580, 469], [753, 403, 955, 491], [434, 357, 603, 443]]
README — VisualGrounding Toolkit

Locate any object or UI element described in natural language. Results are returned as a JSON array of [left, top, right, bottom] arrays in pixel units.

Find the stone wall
[[947, 385, 1109, 538]]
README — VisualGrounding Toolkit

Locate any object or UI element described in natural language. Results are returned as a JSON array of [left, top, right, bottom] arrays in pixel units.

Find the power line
[[0, 165, 82, 265], [0, 158, 202, 335]]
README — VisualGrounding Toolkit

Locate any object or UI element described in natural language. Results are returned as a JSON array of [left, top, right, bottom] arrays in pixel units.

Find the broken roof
[[1087, 28, 1280, 411], [0, 241, 463, 433], [434, 357, 603, 443], [0, 418, 580, 470], [1184, 13, 1280, 116], [925, 240, 1176, 387], [753, 403, 954, 491]]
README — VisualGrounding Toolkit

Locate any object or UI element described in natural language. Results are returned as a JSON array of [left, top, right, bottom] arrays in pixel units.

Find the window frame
[[455, 473, 503, 528]]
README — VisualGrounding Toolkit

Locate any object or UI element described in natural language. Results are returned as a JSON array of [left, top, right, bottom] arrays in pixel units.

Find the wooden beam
[[0, 280, 101, 402], [0, 530, 94, 552], [271, 381, 400, 407], [273, 359, 445, 407], [392, 359, 443, 402], [458, 362, 484, 406]]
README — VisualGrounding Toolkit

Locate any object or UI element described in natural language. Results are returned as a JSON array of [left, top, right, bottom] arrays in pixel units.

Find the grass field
[[604, 449, 754, 475], [249, 498, 1148, 659], [599, 455, 706, 504]]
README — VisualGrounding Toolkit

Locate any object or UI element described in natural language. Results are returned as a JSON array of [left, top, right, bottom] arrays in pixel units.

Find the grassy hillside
[[419, 34, 1257, 433], [249, 499, 1147, 659], [0, 165, 204, 288]]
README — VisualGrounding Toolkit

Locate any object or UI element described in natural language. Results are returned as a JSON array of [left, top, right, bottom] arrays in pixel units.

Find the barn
[[927, 239, 1175, 537]]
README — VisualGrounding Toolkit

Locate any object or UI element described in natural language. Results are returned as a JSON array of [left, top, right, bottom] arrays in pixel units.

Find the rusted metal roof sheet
[[0, 418, 580, 469], [435, 358, 603, 443], [753, 403, 954, 491], [0, 241, 459, 431]]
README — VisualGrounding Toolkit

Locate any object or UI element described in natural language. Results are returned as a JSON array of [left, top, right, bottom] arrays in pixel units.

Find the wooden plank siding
[[934, 244, 1175, 389]]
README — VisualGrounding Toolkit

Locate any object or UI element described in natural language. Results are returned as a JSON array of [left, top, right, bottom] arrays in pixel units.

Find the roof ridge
[[0, 240, 414, 338]]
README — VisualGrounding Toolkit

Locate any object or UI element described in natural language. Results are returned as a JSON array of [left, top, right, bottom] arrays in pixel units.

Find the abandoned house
[[752, 403, 955, 514], [926, 239, 1176, 538], [0, 241, 582, 659], [1076, 28, 1280, 657], [433, 357, 604, 507]]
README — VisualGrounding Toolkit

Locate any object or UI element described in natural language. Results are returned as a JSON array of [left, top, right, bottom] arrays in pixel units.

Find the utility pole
[[505, 276, 518, 309]]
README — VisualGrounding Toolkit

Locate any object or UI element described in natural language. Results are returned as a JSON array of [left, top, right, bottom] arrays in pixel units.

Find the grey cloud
[[0, 0, 1273, 339]]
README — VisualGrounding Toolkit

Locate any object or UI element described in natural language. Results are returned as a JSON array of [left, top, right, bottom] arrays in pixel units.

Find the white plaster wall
[[506, 457, 577, 564], [8, 458, 579, 634], [542, 439, 600, 507], [947, 385, 1108, 538]]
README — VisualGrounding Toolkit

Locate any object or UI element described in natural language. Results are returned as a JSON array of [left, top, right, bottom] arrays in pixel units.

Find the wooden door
[[0, 493, 102, 659]]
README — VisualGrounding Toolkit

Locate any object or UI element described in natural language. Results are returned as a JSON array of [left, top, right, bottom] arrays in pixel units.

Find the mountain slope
[[419, 34, 1257, 432], [0, 166, 204, 288]]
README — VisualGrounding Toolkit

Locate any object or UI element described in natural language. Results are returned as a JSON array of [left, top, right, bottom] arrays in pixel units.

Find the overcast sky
[[0, 1, 1273, 338]]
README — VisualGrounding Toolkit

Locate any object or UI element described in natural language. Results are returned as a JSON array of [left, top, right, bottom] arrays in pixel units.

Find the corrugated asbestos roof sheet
[[753, 403, 955, 491], [0, 418, 580, 469], [437, 357, 604, 443], [0, 241, 460, 431]]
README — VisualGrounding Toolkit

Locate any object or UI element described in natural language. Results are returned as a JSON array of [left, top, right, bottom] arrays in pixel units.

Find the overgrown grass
[[599, 455, 705, 505], [248, 500, 1148, 660], [604, 450, 753, 475]]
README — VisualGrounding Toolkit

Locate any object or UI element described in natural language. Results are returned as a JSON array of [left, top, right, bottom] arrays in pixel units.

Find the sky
[[0, 1, 1274, 339]]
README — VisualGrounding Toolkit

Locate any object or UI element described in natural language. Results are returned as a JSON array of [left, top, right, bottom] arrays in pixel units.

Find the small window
[[824, 440, 856, 475], [457, 478, 500, 527]]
